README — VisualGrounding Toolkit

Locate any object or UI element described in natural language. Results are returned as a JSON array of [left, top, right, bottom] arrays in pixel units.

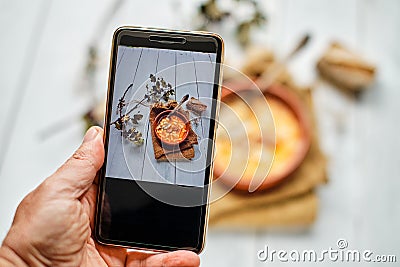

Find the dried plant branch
[[197, 0, 267, 47], [110, 74, 176, 146]]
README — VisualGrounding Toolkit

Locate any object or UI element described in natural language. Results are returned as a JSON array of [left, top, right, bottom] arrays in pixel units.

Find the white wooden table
[[1, 1, 399, 266]]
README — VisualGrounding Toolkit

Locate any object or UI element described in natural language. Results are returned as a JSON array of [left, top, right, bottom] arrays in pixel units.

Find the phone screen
[[96, 29, 222, 252]]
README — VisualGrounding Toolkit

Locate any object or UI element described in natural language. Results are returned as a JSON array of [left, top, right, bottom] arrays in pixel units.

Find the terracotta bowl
[[213, 80, 312, 192], [153, 110, 190, 146]]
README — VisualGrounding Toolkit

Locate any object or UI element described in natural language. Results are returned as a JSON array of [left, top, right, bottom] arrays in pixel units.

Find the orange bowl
[[153, 110, 190, 146], [213, 80, 311, 192]]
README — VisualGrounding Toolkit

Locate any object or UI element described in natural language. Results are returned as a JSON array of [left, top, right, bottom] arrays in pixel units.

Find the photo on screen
[[105, 46, 217, 187]]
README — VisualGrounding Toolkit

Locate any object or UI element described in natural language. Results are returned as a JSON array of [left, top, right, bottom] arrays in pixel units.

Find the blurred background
[[0, 0, 399, 266]]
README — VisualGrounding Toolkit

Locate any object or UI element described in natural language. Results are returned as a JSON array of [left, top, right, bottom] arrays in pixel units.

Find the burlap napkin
[[209, 86, 327, 228], [149, 101, 198, 161]]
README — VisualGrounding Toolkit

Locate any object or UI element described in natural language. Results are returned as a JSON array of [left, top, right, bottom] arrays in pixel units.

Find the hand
[[0, 127, 200, 267]]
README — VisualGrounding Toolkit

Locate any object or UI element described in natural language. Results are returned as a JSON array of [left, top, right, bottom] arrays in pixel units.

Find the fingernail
[[83, 127, 99, 143]]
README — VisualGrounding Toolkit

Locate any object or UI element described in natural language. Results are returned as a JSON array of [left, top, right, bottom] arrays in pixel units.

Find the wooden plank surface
[[252, 1, 362, 266], [0, 0, 51, 241], [192, 52, 217, 177], [106, 46, 143, 179], [141, 49, 177, 184], [251, 1, 400, 266], [0, 0, 112, 240], [0, 0, 51, 167], [349, 0, 400, 256], [107, 47, 160, 181], [106, 48, 216, 186], [129, 48, 160, 181], [175, 51, 207, 186]]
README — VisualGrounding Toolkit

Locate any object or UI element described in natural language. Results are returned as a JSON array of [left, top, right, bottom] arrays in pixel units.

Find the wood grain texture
[[141, 49, 177, 184], [106, 46, 143, 180], [175, 51, 207, 186], [0, 0, 113, 240], [106, 47, 216, 186]]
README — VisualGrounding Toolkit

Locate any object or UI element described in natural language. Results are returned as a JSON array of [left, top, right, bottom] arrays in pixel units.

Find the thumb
[[47, 126, 104, 199]]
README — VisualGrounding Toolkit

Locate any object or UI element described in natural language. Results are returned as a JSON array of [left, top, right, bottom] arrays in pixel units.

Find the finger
[[80, 184, 97, 229], [47, 126, 104, 199], [94, 241, 127, 267], [126, 250, 200, 267]]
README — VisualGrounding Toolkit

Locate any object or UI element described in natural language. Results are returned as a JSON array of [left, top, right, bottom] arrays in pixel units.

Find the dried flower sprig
[[145, 74, 175, 103], [197, 0, 267, 47], [110, 74, 175, 146]]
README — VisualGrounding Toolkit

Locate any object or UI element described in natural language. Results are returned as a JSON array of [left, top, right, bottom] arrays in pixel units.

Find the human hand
[[0, 126, 200, 267]]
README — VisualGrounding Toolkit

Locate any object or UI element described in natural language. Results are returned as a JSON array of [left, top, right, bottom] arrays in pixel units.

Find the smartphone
[[95, 27, 223, 253]]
